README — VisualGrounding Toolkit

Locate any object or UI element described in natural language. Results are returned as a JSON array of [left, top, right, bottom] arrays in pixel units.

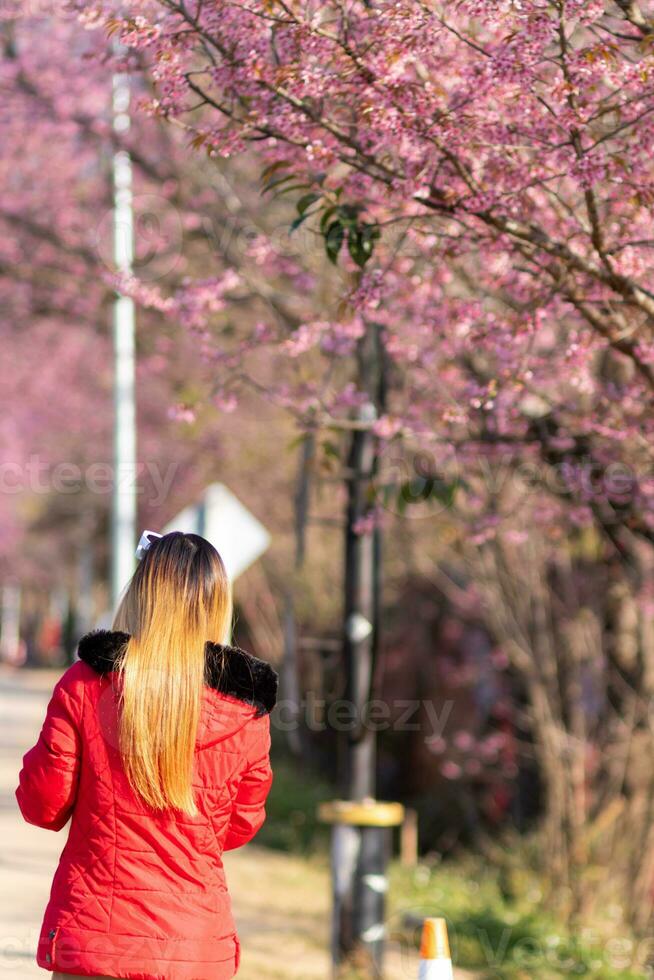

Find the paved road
[[1, 667, 472, 980], [0, 667, 64, 977]]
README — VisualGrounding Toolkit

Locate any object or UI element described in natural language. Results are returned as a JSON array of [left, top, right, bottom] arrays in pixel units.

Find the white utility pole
[[0, 584, 22, 664], [111, 49, 137, 609]]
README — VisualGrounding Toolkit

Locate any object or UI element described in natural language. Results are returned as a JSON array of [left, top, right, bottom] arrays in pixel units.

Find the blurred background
[[3, 3, 654, 979]]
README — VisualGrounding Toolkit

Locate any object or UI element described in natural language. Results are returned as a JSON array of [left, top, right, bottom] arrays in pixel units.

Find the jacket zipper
[[45, 926, 58, 968]]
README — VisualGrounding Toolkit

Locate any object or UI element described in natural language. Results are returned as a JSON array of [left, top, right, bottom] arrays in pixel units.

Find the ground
[[0, 666, 474, 980]]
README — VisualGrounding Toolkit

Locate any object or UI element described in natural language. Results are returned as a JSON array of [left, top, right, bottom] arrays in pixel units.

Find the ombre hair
[[112, 532, 232, 816]]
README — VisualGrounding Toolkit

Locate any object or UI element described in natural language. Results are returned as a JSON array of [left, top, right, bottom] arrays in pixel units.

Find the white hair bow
[[135, 530, 163, 561]]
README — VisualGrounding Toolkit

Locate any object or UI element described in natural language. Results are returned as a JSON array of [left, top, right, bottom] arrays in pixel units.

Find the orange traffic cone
[[418, 917, 453, 979]]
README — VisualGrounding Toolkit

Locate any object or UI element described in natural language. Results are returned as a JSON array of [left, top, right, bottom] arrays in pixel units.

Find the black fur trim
[[77, 629, 278, 717], [205, 641, 278, 717], [77, 629, 130, 674]]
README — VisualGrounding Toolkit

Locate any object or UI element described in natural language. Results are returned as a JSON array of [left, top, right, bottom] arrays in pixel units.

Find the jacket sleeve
[[15, 674, 82, 832], [223, 714, 273, 851]]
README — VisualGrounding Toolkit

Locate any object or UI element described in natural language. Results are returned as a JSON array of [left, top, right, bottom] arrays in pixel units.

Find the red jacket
[[16, 629, 278, 980]]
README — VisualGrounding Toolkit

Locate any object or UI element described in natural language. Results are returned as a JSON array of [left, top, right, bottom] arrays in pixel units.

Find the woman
[[16, 532, 278, 980]]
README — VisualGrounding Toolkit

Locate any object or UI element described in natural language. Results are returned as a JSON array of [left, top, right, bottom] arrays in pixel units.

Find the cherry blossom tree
[[74, 0, 654, 938], [67, 0, 654, 557]]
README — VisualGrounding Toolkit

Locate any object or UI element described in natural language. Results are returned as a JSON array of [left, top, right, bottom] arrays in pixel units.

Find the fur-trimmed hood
[[77, 628, 278, 719]]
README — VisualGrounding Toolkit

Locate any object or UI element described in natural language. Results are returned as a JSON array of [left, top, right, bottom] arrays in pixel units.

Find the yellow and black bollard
[[319, 798, 405, 979]]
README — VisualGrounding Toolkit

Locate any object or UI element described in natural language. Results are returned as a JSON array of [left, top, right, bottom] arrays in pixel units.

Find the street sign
[[163, 483, 270, 581]]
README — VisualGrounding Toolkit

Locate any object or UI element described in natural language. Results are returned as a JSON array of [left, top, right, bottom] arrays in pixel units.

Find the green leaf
[[431, 479, 459, 508], [260, 160, 288, 185], [286, 432, 311, 452], [275, 183, 312, 196], [352, 230, 371, 267], [290, 213, 310, 233], [262, 173, 299, 194], [290, 193, 321, 232], [297, 192, 320, 215], [347, 230, 364, 267], [319, 206, 338, 232], [325, 219, 345, 264], [337, 203, 362, 227], [322, 439, 340, 460], [397, 477, 459, 510], [347, 222, 380, 267]]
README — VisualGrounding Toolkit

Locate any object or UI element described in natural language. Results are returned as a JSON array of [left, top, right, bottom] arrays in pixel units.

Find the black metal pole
[[333, 320, 391, 977], [342, 401, 378, 802]]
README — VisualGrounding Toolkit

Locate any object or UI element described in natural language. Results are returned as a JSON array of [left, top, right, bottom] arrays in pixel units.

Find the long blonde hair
[[112, 532, 232, 816]]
